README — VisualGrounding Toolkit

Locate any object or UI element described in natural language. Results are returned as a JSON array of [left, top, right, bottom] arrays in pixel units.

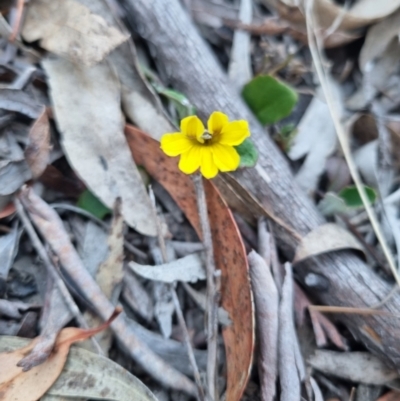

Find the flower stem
[[192, 173, 219, 401]]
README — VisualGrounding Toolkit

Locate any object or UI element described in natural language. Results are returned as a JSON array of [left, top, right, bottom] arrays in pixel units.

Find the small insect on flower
[[160, 111, 250, 179]]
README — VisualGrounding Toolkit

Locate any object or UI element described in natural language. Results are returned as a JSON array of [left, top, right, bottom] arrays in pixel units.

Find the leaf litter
[[3, 0, 400, 400]]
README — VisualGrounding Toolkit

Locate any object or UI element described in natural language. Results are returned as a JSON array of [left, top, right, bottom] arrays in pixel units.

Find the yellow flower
[[160, 111, 250, 179]]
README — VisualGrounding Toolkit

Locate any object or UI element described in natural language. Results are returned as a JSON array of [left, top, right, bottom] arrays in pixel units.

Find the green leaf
[[0, 336, 158, 401], [242, 75, 298, 125], [235, 138, 258, 168], [77, 189, 111, 219], [338, 185, 377, 208]]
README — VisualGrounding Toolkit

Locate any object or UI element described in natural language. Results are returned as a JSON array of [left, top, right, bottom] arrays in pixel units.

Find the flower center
[[200, 130, 213, 143]]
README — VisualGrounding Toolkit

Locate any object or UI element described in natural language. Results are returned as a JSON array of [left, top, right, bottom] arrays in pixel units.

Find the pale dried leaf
[[129, 253, 206, 283], [76, 0, 174, 140], [42, 57, 157, 236], [22, 0, 128, 66], [360, 8, 400, 70], [24, 108, 51, 179], [308, 350, 399, 385], [288, 92, 337, 194], [228, 0, 252, 89], [294, 223, 364, 263]]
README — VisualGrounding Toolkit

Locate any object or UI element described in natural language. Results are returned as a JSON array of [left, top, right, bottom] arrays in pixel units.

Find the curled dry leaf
[[293, 223, 365, 264], [129, 253, 206, 283], [22, 0, 128, 66], [125, 125, 255, 401], [42, 57, 157, 236], [0, 309, 120, 401], [24, 108, 51, 179]]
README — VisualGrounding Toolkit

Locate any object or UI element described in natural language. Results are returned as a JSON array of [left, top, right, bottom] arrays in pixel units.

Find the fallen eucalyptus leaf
[[293, 223, 364, 263], [0, 335, 158, 401], [24, 108, 51, 179], [43, 57, 158, 236], [308, 350, 399, 385], [129, 253, 206, 283]]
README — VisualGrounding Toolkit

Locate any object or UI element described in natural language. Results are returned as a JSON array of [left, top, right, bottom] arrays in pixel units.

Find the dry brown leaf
[[24, 108, 51, 179], [42, 57, 157, 236], [0, 202, 16, 219], [0, 308, 120, 401], [293, 223, 364, 263], [377, 391, 400, 401], [22, 0, 128, 66]]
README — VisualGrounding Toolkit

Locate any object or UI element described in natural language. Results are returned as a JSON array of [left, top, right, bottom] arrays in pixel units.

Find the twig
[[14, 197, 103, 355], [305, 0, 400, 298], [192, 173, 219, 401], [9, 0, 24, 42]]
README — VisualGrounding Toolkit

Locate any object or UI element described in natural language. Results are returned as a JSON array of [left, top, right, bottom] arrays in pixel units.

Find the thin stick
[[305, 0, 400, 296], [9, 0, 24, 42], [309, 305, 400, 318], [14, 198, 104, 355], [149, 188, 205, 401], [192, 173, 219, 401]]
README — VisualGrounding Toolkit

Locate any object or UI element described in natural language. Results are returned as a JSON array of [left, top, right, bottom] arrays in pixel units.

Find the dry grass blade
[[305, 0, 400, 297]]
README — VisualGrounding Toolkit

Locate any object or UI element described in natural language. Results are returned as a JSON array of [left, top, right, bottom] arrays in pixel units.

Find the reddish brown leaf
[[0, 202, 16, 219], [0, 308, 120, 401], [125, 125, 255, 401], [24, 107, 51, 179], [377, 391, 400, 401]]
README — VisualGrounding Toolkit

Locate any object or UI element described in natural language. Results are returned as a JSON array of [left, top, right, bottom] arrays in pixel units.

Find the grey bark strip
[[248, 251, 278, 401], [279, 263, 301, 401], [124, 0, 400, 369]]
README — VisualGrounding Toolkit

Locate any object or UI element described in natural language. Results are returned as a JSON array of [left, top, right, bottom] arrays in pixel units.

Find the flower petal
[[219, 120, 250, 146], [207, 111, 229, 135], [212, 144, 240, 172], [200, 147, 219, 179], [179, 145, 202, 175], [181, 116, 205, 142], [160, 133, 194, 157]]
